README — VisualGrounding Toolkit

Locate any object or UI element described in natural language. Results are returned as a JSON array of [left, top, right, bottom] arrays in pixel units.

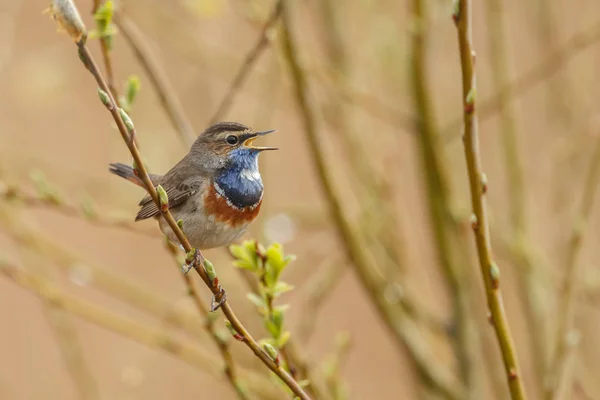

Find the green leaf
[[264, 318, 281, 339], [232, 260, 256, 271], [272, 281, 295, 297], [246, 293, 266, 309], [125, 75, 141, 106], [277, 330, 291, 348]]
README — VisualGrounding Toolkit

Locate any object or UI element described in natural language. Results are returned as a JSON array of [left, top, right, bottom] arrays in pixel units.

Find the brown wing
[[135, 178, 202, 221]]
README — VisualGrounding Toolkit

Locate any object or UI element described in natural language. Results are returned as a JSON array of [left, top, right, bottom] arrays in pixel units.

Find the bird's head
[[190, 122, 277, 174]]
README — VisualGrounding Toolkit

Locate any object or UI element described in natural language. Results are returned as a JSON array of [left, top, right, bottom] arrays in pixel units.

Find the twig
[[164, 242, 250, 400], [279, 4, 464, 400], [484, 0, 547, 393], [409, 1, 479, 397], [0, 261, 285, 400], [453, 2, 528, 399], [297, 261, 345, 344], [207, 0, 283, 125], [546, 123, 600, 400], [0, 182, 159, 238], [115, 14, 196, 146], [443, 18, 600, 143], [13, 208, 100, 400], [92, 0, 119, 104], [69, 18, 309, 399]]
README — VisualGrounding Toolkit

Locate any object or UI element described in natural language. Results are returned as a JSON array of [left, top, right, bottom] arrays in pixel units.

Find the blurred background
[[1, 0, 600, 399]]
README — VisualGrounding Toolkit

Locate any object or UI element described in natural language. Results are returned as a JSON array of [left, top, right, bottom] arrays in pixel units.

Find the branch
[[207, 0, 283, 125], [279, 4, 464, 400], [0, 261, 285, 400], [484, 0, 547, 393], [545, 123, 600, 400], [115, 14, 197, 146], [0, 181, 160, 238], [443, 18, 600, 143], [48, 3, 308, 397], [409, 1, 480, 396], [453, 2, 528, 399], [164, 242, 250, 400], [91, 0, 119, 104]]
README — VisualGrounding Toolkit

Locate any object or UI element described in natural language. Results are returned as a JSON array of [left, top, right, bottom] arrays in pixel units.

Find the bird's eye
[[226, 135, 238, 145]]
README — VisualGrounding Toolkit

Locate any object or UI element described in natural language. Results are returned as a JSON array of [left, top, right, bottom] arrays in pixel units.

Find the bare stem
[[484, 0, 546, 394], [546, 124, 600, 400], [164, 243, 249, 400], [207, 0, 283, 125], [279, 4, 464, 400], [115, 14, 197, 146], [409, 1, 479, 397], [444, 19, 600, 143], [0, 261, 284, 400], [0, 182, 159, 238], [453, 2, 528, 399]]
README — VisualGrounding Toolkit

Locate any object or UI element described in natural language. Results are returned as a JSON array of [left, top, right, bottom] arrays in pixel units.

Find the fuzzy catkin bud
[[45, 0, 87, 42]]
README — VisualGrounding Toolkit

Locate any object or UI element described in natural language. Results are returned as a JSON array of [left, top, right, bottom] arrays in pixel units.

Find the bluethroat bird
[[108, 121, 276, 269]]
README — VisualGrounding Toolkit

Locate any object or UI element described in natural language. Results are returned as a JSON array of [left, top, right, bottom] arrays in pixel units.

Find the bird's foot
[[180, 248, 201, 275], [210, 287, 227, 312]]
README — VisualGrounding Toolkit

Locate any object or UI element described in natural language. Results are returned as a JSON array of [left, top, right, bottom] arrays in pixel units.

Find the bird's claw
[[181, 248, 201, 275], [210, 288, 227, 312]]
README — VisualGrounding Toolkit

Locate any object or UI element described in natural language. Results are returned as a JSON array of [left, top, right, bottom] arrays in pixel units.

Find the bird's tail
[[108, 162, 145, 188]]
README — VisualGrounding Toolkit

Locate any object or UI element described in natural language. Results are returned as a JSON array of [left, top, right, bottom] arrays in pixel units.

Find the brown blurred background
[[1, 0, 600, 399]]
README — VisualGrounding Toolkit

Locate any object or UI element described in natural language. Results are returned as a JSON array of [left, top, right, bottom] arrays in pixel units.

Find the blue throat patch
[[215, 148, 264, 209]]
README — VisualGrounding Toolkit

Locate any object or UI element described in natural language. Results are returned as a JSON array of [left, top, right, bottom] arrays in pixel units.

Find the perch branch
[[453, 2, 528, 399], [74, 34, 309, 400]]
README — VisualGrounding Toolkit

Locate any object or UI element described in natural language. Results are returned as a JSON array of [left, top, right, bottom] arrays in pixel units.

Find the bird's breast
[[203, 181, 262, 227]]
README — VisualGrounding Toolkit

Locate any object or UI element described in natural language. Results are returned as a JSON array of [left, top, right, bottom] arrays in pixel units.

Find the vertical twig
[[408, 1, 479, 397], [164, 242, 250, 400], [92, 0, 119, 103], [546, 124, 600, 400], [453, 2, 528, 399], [484, 0, 547, 394]]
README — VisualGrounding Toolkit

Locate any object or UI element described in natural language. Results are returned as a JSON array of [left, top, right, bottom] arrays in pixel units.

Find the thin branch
[[0, 182, 160, 238], [164, 242, 250, 400], [73, 30, 309, 400], [279, 4, 464, 400], [484, 0, 547, 393], [409, 1, 479, 397], [443, 19, 600, 143], [546, 124, 600, 400], [15, 226, 100, 400], [115, 14, 196, 146], [207, 0, 283, 125], [297, 261, 345, 344], [0, 261, 285, 400], [91, 0, 119, 105], [453, 2, 528, 399]]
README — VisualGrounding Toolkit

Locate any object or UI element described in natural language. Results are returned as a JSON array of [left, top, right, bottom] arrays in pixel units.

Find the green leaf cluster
[[90, 1, 117, 49], [230, 240, 296, 350]]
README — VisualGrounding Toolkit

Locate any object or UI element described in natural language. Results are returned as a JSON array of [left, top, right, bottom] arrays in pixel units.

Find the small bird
[[109, 121, 276, 263]]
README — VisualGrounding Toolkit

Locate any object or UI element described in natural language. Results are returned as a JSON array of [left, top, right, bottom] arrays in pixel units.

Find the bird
[[108, 121, 277, 268]]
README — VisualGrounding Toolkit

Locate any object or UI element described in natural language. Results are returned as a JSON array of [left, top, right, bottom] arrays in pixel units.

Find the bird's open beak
[[243, 129, 278, 151]]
